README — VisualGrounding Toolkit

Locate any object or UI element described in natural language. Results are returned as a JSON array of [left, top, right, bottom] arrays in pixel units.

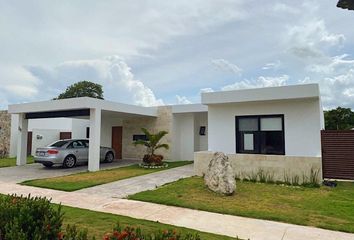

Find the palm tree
[[133, 128, 169, 157]]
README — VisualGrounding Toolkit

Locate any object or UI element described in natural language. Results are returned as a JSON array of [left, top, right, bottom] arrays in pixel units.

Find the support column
[[16, 113, 28, 166], [88, 108, 101, 172]]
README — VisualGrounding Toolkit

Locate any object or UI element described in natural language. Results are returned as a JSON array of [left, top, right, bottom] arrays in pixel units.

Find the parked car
[[34, 139, 115, 168]]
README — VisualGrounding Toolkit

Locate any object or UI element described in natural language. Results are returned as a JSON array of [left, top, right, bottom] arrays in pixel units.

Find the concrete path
[[76, 164, 194, 198], [0, 180, 353, 240], [0, 159, 140, 183]]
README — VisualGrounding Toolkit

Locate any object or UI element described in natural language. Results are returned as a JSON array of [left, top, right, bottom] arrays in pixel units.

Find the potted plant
[[133, 128, 169, 167]]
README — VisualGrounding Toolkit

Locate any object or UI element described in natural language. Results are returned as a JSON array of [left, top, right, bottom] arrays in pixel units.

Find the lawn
[[62, 205, 236, 239], [21, 161, 192, 191], [129, 177, 354, 233], [0, 156, 34, 168]]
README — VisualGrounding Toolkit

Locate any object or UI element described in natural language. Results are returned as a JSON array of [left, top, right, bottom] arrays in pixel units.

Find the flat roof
[[8, 97, 158, 117], [201, 84, 320, 105], [171, 104, 207, 113]]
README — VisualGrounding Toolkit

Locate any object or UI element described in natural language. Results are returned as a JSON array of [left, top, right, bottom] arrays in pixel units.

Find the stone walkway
[[77, 164, 194, 198], [0, 178, 353, 239]]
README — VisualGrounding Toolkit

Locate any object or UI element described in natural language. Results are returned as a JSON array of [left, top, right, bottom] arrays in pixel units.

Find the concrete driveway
[[0, 159, 140, 183]]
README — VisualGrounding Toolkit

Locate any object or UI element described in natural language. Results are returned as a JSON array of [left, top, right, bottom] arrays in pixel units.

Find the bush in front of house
[[0, 194, 63, 240], [0, 194, 205, 240], [103, 223, 202, 240]]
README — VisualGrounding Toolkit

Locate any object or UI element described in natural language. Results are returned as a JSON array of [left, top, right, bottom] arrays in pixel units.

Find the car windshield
[[50, 141, 68, 148]]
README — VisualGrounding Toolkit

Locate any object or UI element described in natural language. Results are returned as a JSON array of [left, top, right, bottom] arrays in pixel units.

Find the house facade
[[8, 83, 324, 177]]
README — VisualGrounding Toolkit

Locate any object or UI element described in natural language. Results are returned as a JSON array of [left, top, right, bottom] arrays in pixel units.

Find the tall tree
[[324, 107, 354, 130], [54, 81, 104, 100], [337, 0, 354, 10]]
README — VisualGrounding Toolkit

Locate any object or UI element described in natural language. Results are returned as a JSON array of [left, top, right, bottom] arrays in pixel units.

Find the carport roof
[[8, 97, 158, 117]]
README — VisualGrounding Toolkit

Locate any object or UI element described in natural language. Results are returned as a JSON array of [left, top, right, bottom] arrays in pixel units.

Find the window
[[67, 140, 86, 149], [50, 140, 69, 148], [236, 115, 285, 155], [133, 135, 148, 141], [86, 127, 90, 138]]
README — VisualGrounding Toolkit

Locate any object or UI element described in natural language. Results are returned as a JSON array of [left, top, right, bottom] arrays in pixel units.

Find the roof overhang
[[172, 104, 208, 114], [201, 84, 320, 105], [8, 97, 158, 118]]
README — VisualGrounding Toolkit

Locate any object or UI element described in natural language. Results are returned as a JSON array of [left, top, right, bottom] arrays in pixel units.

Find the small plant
[[247, 171, 258, 182], [257, 169, 270, 183], [133, 128, 169, 166], [302, 168, 320, 188], [291, 175, 300, 186], [266, 172, 275, 184], [283, 171, 292, 186]]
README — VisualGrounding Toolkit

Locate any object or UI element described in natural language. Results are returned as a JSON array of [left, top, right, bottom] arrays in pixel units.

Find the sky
[[0, 0, 354, 110]]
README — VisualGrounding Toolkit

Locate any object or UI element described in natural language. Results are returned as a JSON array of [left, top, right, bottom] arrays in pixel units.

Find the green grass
[[0, 156, 34, 168], [129, 177, 354, 233], [21, 161, 192, 191], [61, 205, 235, 239]]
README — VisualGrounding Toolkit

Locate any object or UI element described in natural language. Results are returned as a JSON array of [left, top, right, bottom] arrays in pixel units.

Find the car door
[[70, 140, 87, 162]]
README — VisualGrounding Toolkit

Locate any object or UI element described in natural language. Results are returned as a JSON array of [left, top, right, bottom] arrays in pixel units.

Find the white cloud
[[211, 59, 242, 75], [200, 88, 214, 93], [262, 61, 281, 70], [302, 70, 354, 109], [27, 56, 164, 107], [307, 54, 354, 75], [222, 75, 289, 91], [287, 19, 345, 59], [176, 95, 192, 104]]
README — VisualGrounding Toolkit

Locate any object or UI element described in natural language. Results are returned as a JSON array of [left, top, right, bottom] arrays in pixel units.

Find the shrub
[[0, 194, 63, 240], [0, 195, 206, 240], [103, 223, 202, 240]]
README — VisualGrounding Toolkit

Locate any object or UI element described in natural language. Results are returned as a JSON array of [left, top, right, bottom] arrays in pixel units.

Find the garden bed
[[129, 176, 354, 233], [21, 161, 192, 191]]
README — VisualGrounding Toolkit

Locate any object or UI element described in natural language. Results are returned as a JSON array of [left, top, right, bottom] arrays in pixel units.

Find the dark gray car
[[34, 139, 115, 168]]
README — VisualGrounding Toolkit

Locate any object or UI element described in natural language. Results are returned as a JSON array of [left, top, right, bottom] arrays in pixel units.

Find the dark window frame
[[133, 134, 148, 141], [235, 114, 285, 155]]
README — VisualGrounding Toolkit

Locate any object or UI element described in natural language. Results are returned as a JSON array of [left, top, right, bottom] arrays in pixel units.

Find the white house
[[8, 83, 324, 178]]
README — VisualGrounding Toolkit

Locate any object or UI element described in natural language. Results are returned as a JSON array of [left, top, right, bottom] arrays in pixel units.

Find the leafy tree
[[337, 0, 354, 10], [54, 81, 104, 100], [133, 128, 169, 156], [324, 107, 354, 130]]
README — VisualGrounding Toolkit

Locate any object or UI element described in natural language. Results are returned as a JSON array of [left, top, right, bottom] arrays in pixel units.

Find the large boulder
[[204, 152, 236, 195]]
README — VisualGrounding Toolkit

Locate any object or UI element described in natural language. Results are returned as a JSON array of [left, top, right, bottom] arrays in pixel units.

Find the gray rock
[[204, 152, 236, 195]]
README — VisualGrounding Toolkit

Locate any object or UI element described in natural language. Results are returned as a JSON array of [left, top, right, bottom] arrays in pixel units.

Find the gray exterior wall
[[0, 111, 11, 157]]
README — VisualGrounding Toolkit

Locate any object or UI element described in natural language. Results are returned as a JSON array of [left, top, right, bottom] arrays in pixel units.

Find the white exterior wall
[[194, 112, 208, 152], [172, 112, 208, 160], [172, 113, 195, 160], [208, 99, 323, 157], [10, 115, 89, 157], [31, 129, 60, 155], [100, 116, 123, 148], [71, 119, 90, 139]]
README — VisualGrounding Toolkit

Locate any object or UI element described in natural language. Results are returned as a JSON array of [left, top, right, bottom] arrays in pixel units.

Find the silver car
[[34, 139, 115, 168]]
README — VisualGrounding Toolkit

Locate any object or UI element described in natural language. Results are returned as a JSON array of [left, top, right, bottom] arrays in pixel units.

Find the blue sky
[[0, 0, 354, 109]]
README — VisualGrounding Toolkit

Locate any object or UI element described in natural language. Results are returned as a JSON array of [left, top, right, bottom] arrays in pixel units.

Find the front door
[[112, 126, 123, 159]]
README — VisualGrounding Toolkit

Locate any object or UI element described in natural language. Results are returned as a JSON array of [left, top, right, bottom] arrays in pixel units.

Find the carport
[[8, 97, 157, 171]]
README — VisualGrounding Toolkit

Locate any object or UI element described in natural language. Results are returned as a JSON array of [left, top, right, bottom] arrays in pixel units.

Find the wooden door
[[27, 132, 32, 156], [112, 126, 123, 159], [60, 132, 72, 140]]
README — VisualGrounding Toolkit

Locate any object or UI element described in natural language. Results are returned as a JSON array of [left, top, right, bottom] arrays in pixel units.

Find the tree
[[324, 107, 354, 130], [133, 128, 169, 165], [337, 0, 354, 10], [54, 81, 104, 100]]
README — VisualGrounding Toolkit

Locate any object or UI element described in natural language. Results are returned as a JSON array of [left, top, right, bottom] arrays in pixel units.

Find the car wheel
[[43, 163, 53, 168], [63, 155, 76, 168], [105, 152, 114, 163]]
